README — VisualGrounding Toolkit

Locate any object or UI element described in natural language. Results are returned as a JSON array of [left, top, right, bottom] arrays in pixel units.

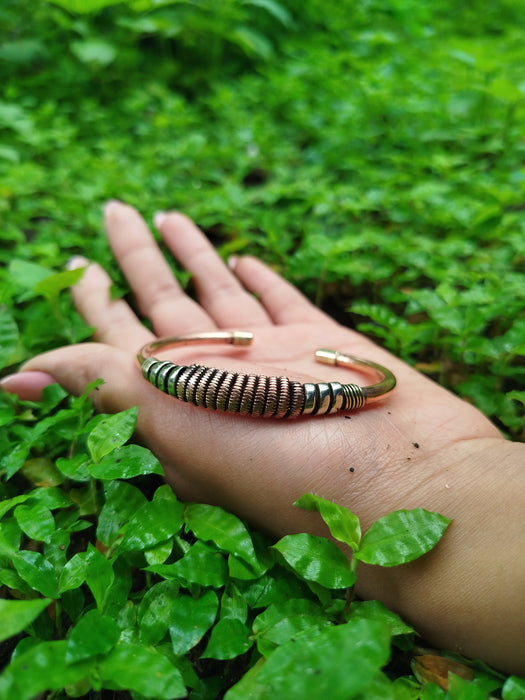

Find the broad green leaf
[[272, 533, 355, 589], [294, 493, 361, 550], [28, 485, 71, 510], [503, 676, 525, 699], [66, 609, 120, 663], [220, 585, 248, 623], [0, 307, 18, 370], [87, 407, 138, 463], [97, 642, 186, 698], [8, 259, 52, 295], [12, 550, 58, 598], [0, 493, 31, 520], [14, 503, 55, 543], [0, 598, 50, 643], [225, 618, 391, 700], [116, 485, 183, 553], [253, 598, 327, 656], [2, 442, 30, 480], [97, 479, 148, 547], [45, 0, 124, 12], [34, 267, 85, 303], [137, 579, 180, 646], [88, 444, 163, 479], [355, 509, 451, 567], [201, 617, 253, 660], [84, 544, 114, 611], [185, 502, 263, 572], [0, 640, 93, 700], [58, 552, 87, 593], [348, 600, 415, 636], [70, 39, 117, 67], [148, 540, 228, 588], [169, 590, 219, 656], [144, 538, 173, 565]]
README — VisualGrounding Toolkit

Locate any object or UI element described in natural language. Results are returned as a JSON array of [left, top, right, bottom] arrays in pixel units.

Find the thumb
[[1, 371, 57, 401], [8, 343, 141, 414]]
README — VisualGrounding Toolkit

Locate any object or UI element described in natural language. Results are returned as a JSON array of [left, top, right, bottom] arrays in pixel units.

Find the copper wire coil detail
[[142, 359, 367, 418]]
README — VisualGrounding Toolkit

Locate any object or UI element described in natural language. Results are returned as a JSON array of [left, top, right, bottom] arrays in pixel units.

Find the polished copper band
[[137, 331, 396, 419]]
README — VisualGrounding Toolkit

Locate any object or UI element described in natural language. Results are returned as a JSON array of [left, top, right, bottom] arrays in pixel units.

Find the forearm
[[354, 438, 525, 674]]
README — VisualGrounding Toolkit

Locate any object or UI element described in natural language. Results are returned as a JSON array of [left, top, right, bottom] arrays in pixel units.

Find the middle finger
[[104, 201, 215, 336]]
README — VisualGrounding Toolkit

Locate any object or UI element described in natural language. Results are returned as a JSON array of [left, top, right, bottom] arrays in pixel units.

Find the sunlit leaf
[[294, 493, 361, 550], [0, 598, 50, 643], [12, 550, 58, 598], [201, 617, 253, 660], [169, 590, 219, 656], [185, 502, 263, 573], [87, 407, 138, 463], [226, 618, 391, 700], [137, 579, 180, 646], [66, 608, 120, 663], [355, 509, 451, 567], [273, 533, 355, 589], [84, 544, 114, 611], [97, 642, 186, 698], [14, 503, 55, 543], [88, 444, 163, 479], [116, 485, 183, 553]]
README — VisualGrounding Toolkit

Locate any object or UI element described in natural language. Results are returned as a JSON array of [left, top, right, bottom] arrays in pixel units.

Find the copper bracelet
[[137, 331, 396, 419]]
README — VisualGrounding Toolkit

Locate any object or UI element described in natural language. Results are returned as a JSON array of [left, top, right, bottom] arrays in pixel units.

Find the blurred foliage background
[[1, 0, 524, 434]]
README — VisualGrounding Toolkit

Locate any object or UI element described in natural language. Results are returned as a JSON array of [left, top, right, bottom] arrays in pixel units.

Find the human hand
[[3, 201, 523, 673]]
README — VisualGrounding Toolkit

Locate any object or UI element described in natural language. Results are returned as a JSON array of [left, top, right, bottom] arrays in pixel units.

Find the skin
[[2, 200, 524, 674]]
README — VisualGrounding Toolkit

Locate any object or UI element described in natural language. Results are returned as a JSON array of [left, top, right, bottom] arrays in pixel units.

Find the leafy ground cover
[[0, 0, 524, 697]]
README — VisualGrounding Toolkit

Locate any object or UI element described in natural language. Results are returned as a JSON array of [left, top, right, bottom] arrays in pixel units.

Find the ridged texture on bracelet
[[140, 358, 366, 418]]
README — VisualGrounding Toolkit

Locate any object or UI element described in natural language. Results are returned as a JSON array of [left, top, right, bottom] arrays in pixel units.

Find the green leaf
[[169, 590, 219, 656], [0, 598, 50, 643], [226, 618, 391, 700], [355, 509, 451, 567], [12, 550, 58, 598], [70, 39, 117, 66], [84, 544, 114, 611], [294, 493, 361, 550], [34, 267, 85, 303], [116, 485, 183, 553], [137, 579, 180, 646], [87, 407, 138, 463], [348, 600, 415, 636], [503, 676, 525, 700], [88, 444, 163, 479], [58, 552, 87, 594], [185, 502, 263, 573], [66, 608, 120, 663], [253, 598, 327, 656], [201, 617, 253, 660], [0, 307, 19, 370], [97, 479, 148, 547], [97, 642, 186, 698], [0, 640, 93, 700], [14, 503, 55, 543], [273, 533, 355, 589], [148, 540, 228, 588]]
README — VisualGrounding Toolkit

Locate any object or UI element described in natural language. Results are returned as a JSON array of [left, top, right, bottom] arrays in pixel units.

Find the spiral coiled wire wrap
[[140, 357, 367, 418]]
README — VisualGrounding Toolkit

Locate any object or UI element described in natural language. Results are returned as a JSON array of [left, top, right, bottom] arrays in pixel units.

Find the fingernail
[[65, 255, 89, 271], [1, 371, 56, 401], [104, 199, 123, 216], [228, 255, 238, 272], [154, 211, 167, 229]]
